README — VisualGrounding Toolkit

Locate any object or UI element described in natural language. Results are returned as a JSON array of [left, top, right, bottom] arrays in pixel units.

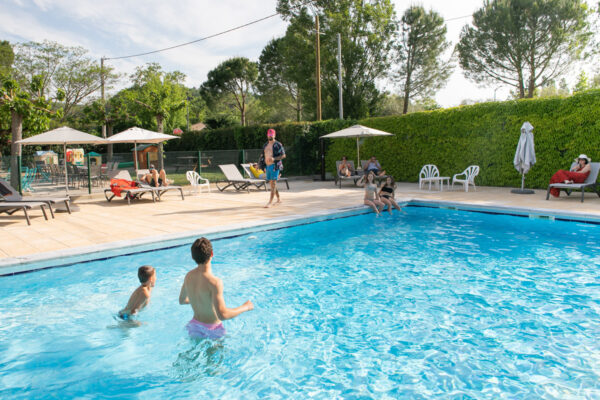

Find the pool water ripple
[[1, 207, 600, 398]]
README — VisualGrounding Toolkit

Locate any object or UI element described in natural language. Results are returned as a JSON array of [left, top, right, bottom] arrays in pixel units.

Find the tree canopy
[[395, 6, 452, 114], [457, 0, 591, 98]]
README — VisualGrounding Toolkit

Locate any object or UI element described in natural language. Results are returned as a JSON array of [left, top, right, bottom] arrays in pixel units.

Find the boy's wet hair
[[138, 265, 155, 283], [191, 237, 213, 264]]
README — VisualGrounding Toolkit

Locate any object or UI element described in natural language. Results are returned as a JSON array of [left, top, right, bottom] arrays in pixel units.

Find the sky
[[0, 0, 594, 107]]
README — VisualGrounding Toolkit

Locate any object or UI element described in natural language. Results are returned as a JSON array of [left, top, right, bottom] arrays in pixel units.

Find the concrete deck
[[1, 180, 599, 264]]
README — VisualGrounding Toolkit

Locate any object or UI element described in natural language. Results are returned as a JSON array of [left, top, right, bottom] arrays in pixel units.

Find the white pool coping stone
[[2, 198, 600, 275]]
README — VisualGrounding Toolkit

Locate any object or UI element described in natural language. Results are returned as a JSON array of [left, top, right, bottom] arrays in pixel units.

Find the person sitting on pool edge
[[179, 237, 254, 339], [378, 176, 402, 214], [118, 265, 156, 321], [140, 165, 171, 187], [548, 154, 592, 197]]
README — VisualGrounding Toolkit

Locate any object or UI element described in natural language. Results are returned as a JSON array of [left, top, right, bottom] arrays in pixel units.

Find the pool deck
[[1, 180, 599, 266]]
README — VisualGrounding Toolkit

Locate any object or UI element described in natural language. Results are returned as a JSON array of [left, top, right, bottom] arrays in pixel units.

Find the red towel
[[549, 170, 589, 197], [110, 179, 139, 197]]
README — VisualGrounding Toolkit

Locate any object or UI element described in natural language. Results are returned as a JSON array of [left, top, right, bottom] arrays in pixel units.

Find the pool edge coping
[[2, 197, 600, 275]]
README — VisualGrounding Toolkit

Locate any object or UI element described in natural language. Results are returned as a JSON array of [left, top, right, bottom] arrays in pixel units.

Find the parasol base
[[511, 189, 535, 195]]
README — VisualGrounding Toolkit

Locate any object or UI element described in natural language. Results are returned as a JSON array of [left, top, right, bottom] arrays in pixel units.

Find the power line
[[104, 0, 316, 61], [445, 14, 472, 22]]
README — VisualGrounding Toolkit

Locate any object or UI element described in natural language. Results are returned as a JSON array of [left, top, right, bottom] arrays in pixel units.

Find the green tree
[[277, 0, 397, 119], [574, 70, 589, 92], [0, 75, 63, 188], [457, 0, 591, 98], [0, 40, 14, 79], [395, 6, 452, 114], [201, 57, 258, 126], [127, 63, 187, 133], [12, 40, 118, 120]]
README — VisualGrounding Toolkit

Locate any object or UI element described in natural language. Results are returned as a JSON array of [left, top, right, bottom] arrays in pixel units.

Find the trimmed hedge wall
[[167, 90, 600, 188], [327, 90, 600, 189]]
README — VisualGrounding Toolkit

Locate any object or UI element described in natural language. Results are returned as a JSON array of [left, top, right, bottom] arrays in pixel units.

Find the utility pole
[[100, 57, 106, 139], [315, 14, 322, 121], [337, 33, 343, 120]]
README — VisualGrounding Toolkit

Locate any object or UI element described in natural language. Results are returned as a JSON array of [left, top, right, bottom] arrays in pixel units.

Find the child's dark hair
[[138, 265, 155, 283], [385, 176, 396, 188], [191, 237, 213, 264]]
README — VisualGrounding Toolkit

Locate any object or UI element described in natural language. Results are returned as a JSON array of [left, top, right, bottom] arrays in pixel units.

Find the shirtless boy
[[179, 237, 254, 339], [118, 265, 156, 320]]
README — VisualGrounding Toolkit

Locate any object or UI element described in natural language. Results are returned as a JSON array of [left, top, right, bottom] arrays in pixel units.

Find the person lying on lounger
[[548, 154, 591, 197], [140, 165, 171, 187], [250, 163, 266, 179]]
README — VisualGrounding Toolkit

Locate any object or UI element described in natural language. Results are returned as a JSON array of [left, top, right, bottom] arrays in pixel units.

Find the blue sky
[[0, 0, 594, 107]]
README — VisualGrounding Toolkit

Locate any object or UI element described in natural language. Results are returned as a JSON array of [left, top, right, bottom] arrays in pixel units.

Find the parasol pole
[[134, 140, 139, 178], [64, 142, 69, 195], [356, 137, 360, 167]]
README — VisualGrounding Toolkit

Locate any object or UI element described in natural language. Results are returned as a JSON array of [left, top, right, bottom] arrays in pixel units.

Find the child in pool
[[118, 265, 156, 320], [179, 237, 253, 339]]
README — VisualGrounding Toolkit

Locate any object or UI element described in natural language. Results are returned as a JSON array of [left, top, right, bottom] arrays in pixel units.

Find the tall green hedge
[[327, 90, 600, 189], [167, 90, 600, 188]]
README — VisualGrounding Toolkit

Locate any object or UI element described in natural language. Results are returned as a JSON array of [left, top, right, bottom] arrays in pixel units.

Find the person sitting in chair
[[140, 165, 170, 187], [363, 156, 386, 177], [338, 156, 355, 177], [249, 163, 266, 179], [548, 154, 591, 197]]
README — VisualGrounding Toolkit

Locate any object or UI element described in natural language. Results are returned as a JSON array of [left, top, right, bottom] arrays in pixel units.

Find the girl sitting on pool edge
[[360, 170, 385, 216]]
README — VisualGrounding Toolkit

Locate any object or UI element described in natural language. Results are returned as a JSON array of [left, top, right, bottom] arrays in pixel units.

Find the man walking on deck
[[261, 128, 286, 208]]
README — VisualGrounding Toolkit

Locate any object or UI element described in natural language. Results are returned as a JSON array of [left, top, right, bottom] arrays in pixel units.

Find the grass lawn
[[168, 171, 225, 186]]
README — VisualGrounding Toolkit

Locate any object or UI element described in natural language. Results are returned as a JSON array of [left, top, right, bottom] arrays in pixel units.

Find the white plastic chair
[[452, 165, 480, 192], [186, 170, 210, 195], [419, 164, 440, 190]]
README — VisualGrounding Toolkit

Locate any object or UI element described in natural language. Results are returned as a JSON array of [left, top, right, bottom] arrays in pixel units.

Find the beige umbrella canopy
[[17, 126, 108, 194], [107, 127, 178, 175], [320, 124, 394, 166]]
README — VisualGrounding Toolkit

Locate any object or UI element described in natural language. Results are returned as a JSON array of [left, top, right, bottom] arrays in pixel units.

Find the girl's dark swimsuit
[[381, 186, 393, 199]]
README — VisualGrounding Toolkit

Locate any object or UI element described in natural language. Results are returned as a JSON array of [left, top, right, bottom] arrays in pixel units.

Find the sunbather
[[249, 163, 266, 179], [141, 165, 170, 187], [548, 154, 591, 197], [364, 156, 386, 177], [338, 156, 355, 177]]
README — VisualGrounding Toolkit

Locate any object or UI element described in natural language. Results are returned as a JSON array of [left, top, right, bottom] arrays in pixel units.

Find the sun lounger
[[216, 164, 266, 192], [546, 162, 600, 202], [0, 201, 51, 225], [104, 170, 156, 205], [136, 170, 185, 201], [0, 178, 71, 214], [335, 160, 362, 188], [240, 163, 290, 190]]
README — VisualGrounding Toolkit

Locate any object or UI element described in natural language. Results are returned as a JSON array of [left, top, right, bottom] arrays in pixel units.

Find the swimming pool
[[1, 206, 600, 399]]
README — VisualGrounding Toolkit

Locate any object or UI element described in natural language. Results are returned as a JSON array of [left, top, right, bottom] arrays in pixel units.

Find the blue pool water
[[1, 207, 600, 399]]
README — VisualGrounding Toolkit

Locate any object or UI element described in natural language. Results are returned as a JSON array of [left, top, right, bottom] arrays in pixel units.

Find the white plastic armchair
[[186, 170, 210, 194], [452, 165, 479, 192], [419, 164, 440, 190]]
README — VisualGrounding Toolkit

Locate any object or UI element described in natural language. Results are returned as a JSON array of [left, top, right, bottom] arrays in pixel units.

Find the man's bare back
[[180, 237, 253, 338]]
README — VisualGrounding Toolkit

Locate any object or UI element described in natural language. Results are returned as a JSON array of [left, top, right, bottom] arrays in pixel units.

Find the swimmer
[[118, 265, 156, 320], [179, 237, 253, 339]]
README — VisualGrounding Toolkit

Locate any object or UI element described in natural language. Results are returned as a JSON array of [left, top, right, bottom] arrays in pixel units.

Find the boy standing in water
[[179, 237, 254, 339], [119, 265, 156, 320]]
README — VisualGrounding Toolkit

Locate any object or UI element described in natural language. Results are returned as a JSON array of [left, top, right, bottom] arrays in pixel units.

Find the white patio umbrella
[[320, 125, 394, 167], [106, 127, 178, 176], [511, 121, 536, 194], [17, 126, 108, 195]]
